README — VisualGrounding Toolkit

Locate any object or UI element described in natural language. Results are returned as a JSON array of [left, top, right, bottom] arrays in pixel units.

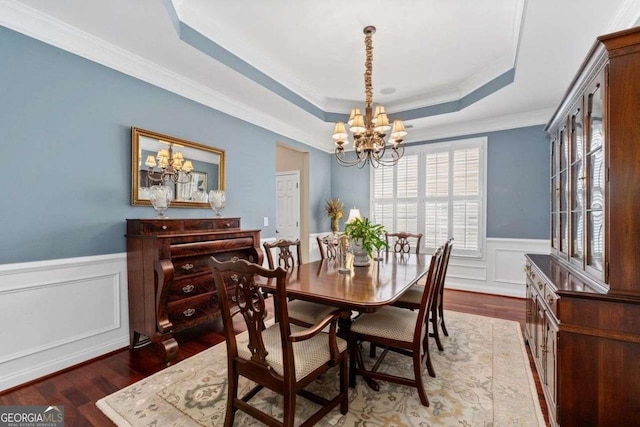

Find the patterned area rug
[[97, 311, 545, 426]]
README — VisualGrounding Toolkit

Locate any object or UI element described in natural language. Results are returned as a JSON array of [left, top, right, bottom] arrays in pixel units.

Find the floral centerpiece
[[344, 217, 388, 266], [324, 198, 344, 233]]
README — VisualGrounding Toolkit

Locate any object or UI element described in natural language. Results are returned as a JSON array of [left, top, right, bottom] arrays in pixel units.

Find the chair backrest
[[263, 239, 302, 269], [413, 245, 445, 343], [433, 237, 454, 305], [385, 232, 424, 255], [209, 257, 291, 370], [316, 234, 339, 260]]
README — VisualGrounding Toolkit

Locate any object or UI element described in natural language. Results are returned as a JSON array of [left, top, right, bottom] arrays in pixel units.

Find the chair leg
[[431, 307, 444, 351], [283, 389, 296, 427], [439, 304, 449, 336], [413, 350, 429, 407], [369, 343, 377, 358], [422, 333, 436, 378], [349, 337, 358, 388], [224, 369, 238, 427], [340, 353, 349, 414]]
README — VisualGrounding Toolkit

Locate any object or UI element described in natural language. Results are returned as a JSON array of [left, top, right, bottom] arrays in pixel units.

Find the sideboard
[[526, 26, 640, 426], [126, 218, 262, 362]]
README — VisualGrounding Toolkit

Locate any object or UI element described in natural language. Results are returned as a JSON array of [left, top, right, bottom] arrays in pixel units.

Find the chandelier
[[144, 143, 193, 184], [333, 26, 407, 168]]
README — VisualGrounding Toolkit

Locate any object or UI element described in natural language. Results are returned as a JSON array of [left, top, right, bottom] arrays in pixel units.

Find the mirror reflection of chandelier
[[144, 143, 193, 184], [333, 26, 407, 168]]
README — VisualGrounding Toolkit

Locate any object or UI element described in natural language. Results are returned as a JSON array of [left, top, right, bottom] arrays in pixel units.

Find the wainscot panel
[[0, 254, 129, 391]]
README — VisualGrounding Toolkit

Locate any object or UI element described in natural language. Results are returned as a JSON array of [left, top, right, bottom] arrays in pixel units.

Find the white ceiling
[[2, 0, 639, 152]]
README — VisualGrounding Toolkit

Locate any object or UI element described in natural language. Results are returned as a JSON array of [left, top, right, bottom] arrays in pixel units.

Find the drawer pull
[[181, 263, 194, 271], [162, 225, 168, 230], [231, 274, 239, 283], [231, 256, 239, 262], [182, 284, 195, 294], [183, 308, 196, 317], [225, 222, 231, 227]]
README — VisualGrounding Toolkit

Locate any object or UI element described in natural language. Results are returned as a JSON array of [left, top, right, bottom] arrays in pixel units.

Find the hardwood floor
[[0, 290, 549, 426]]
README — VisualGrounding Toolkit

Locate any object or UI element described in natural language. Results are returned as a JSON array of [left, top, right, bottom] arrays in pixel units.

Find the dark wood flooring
[[0, 290, 549, 426]]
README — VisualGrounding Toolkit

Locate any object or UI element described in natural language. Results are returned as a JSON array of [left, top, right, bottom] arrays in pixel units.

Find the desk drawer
[[169, 274, 214, 302], [168, 293, 218, 330]]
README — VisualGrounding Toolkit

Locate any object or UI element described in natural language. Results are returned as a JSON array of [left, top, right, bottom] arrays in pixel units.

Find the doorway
[[275, 171, 300, 241]]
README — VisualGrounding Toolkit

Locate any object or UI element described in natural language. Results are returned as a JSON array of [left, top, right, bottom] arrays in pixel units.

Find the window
[[371, 137, 486, 257]]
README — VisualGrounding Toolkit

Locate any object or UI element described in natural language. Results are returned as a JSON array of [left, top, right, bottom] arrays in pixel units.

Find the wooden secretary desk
[[126, 218, 262, 362], [525, 27, 640, 427]]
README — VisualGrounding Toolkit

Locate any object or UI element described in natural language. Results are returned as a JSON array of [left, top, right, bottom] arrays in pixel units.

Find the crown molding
[[0, 0, 327, 151], [405, 108, 554, 143], [607, 0, 640, 31]]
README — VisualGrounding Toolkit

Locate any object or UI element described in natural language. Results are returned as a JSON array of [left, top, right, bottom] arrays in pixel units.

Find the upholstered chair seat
[[287, 300, 340, 329]]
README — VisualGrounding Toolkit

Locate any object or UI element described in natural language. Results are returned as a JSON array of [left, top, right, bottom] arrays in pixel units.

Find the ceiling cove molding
[[607, 0, 640, 31], [164, 1, 523, 123], [405, 108, 554, 144], [0, 0, 325, 151], [170, 2, 328, 111]]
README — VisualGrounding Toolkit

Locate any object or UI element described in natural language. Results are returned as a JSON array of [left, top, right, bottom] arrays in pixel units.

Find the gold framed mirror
[[131, 127, 225, 208]]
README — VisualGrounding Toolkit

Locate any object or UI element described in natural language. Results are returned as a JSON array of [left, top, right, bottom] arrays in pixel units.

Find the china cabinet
[[126, 218, 262, 362], [526, 27, 640, 427]]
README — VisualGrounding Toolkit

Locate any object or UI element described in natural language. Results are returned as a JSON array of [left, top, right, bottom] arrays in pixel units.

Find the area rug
[[97, 311, 546, 426]]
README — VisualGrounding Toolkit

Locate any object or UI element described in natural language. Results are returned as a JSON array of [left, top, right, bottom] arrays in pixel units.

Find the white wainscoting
[[0, 236, 547, 391], [0, 254, 129, 391], [309, 234, 549, 298]]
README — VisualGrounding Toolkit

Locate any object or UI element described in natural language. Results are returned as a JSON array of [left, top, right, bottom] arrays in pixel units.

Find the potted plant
[[324, 198, 344, 233], [344, 217, 388, 266]]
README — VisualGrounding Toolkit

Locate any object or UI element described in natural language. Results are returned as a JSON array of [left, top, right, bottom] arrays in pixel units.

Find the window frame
[[370, 137, 487, 259]]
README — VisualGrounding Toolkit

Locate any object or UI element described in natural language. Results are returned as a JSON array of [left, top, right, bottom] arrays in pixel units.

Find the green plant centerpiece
[[344, 217, 388, 266], [324, 198, 344, 233]]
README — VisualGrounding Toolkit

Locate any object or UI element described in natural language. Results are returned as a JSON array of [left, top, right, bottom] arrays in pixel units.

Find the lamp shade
[[346, 208, 361, 224], [333, 121, 348, 141], [182, 160, 194, 172], [374, 113, 391, 133], [348, 108, 362, 126], [349, 114, 366, 134], [145, 155, 157, 168], [390, 120, 407, 139]]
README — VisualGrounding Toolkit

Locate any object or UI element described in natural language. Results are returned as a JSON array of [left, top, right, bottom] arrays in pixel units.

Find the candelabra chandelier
[[144, 144, 194, 184], [333, 26, 407, 168]]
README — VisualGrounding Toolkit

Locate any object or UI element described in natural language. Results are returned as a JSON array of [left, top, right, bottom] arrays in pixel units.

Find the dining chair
[[348, 246, 444, 406], [385, 232, 424, 254], [263, 239, 339, 327], [209, 257, 349, 427], [393, 238, 454, 352], [316, 234, 339, 260]]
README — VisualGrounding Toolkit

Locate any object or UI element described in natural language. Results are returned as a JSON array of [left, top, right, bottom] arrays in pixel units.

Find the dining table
[[258, 252, 432, 387]]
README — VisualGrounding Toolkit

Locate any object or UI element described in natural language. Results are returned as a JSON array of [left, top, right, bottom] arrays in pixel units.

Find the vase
[[350, 240, 370, 267], [331, 217, 340, 233], [208, 190, 226, 216], [149, 185, 173, 218]]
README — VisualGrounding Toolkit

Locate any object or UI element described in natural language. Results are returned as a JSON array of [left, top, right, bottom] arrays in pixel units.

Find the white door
[[276, 171, 300, 241]]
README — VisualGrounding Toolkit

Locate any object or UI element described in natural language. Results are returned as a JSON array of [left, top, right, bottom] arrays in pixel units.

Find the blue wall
[[0, 26, 331, 264], [331, 126, 550, 239]]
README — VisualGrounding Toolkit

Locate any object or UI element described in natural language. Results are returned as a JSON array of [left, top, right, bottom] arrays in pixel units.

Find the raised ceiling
[[1, 0, 638, 152]]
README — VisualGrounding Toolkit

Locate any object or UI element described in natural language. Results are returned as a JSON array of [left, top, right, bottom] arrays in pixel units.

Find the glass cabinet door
[[569, 101, 585, 266], [558, 125, 569, 257], [585, 74, 605, 279], [550, 135, 559, 253]]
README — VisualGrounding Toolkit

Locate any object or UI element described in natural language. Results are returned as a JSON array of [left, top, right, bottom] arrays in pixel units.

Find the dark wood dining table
[[258, 252, 432, 387], [260, 252, 431, 314]]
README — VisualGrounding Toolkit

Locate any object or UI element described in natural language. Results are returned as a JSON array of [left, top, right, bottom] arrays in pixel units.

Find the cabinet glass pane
[[588, 147, 604, 209], [551, 176, 557, 213], [559, 171, 568, 211], [587, 210, 604, 270], [551, 138, 557, 177], [572, 211, 584, 260], [571, 162, 584, 210], [551, 212, 558, 249], [589, 85, 604, 152], [572, 110, 584, 163], [560, 212, 568, 254], [560, 128, 568, 171]]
